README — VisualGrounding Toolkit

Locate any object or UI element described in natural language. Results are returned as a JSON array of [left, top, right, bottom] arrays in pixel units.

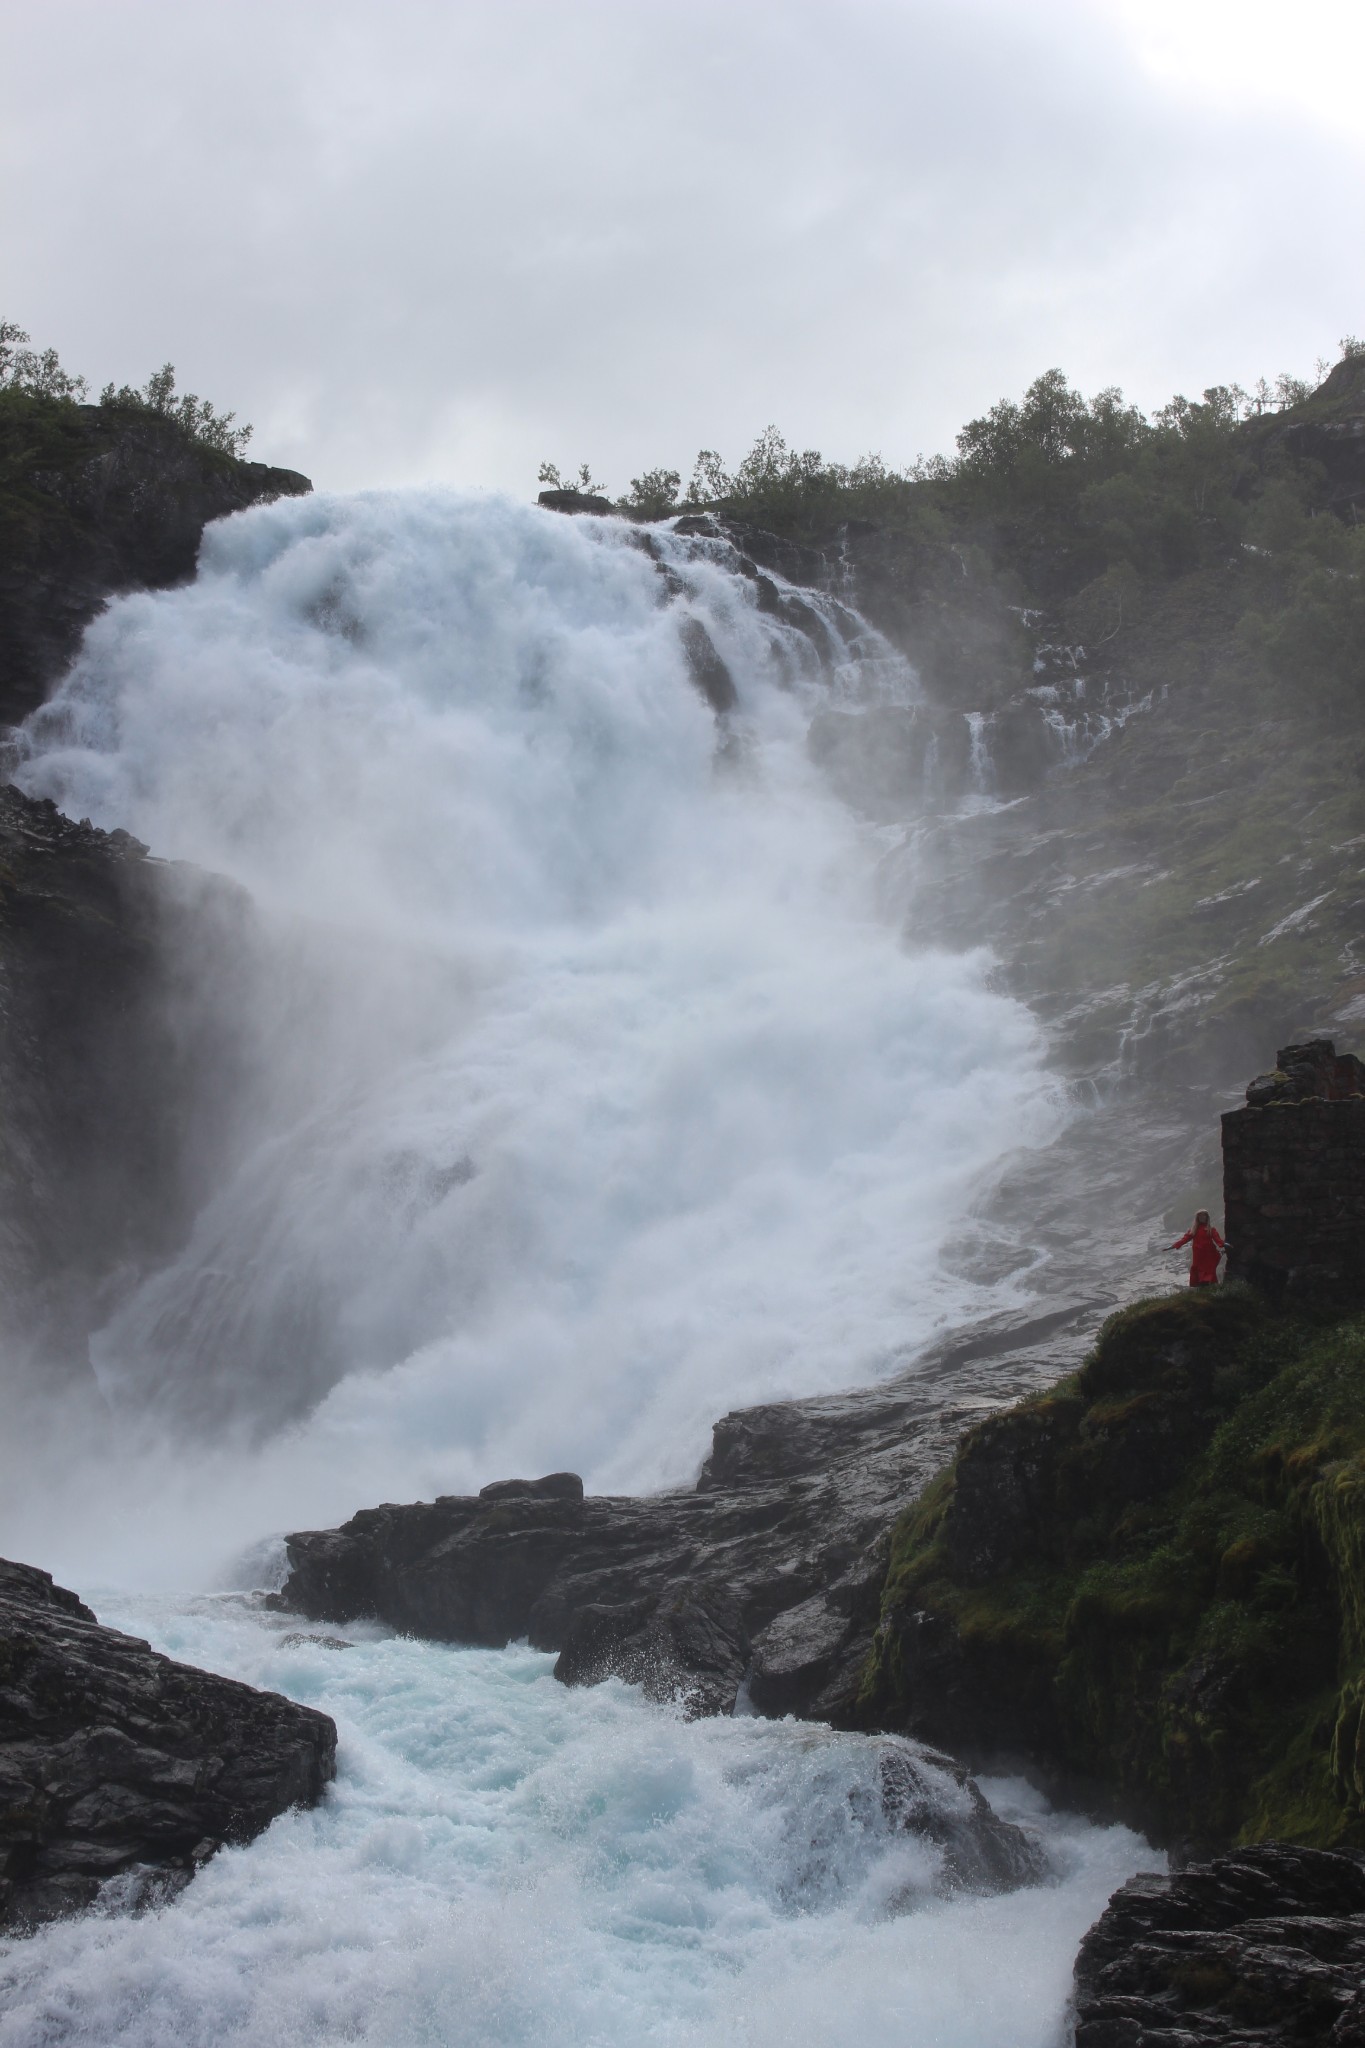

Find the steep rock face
[[1071, 1845, 1365, 2046], [0, 1558, 336, 1930], [276, 1304, 1103, 1723], [1250, 351, 1365, 522], [0, 784, 260, 1394], [861, 1286, 1365, 1854], [0, 393, 311, 727]]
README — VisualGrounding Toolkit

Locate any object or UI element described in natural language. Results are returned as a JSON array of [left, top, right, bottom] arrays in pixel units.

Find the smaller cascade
[[965, 710, 993, 794]]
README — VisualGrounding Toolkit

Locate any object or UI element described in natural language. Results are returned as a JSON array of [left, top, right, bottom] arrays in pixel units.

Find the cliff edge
[[0, 390, 311, 728]]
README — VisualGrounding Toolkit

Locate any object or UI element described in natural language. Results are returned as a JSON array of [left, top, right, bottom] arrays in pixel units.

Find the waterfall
[[1, 493, 1158, 2048], [965, 709, 993, 793], [14, 490, 1062, 1567]]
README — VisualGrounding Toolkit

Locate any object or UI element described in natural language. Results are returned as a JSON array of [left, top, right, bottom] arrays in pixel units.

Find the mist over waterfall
[[13, 493, 1063, 1579]]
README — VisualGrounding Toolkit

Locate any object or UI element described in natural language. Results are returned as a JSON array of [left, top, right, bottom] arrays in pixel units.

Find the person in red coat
[[1171, 1210, 1228, 1286]]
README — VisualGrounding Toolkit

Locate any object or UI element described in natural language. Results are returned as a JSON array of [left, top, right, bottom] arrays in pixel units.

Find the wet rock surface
[[278, 1302, 1104, 1722], [1072, 1845, 1365, 2046], [0, 1558, 336, 1930], [873, 1738, 1046, 1897]]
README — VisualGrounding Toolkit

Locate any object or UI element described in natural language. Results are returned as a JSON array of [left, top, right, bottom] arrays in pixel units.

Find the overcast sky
[[3, 0, 1362, 495]]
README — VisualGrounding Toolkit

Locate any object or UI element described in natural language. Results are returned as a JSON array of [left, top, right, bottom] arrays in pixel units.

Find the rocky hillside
[[0, 398, 305, 1403]]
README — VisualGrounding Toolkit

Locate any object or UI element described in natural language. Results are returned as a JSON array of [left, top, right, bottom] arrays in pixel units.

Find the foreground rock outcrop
[[276, 1304, 1102, 1721], [1072, 1845, 1365, 2046], [0, 1558, 336, 1930]]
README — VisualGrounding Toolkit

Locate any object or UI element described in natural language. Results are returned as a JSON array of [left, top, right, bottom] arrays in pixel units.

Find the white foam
[[0, 1595, 1160, 2048]]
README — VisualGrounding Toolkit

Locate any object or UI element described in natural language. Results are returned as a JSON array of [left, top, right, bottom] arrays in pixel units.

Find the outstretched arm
[[1171, 1230, 1193, 1249]]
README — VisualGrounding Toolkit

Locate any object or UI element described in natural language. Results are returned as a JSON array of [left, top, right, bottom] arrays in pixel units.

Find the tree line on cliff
[[0, 318, 252, 457], [546, 339, 1365, 726]]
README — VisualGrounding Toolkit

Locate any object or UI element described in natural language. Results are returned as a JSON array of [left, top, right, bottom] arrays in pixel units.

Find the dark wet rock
[[874, 1739, 1046, 1896], [862, 1273, 1365, 1855], [0, 784, 260, 1399], [1072, 1845, 1365, 2046], [718, 519, 832, 593], [677, 613, 738, 713], [479, 1472, 585, 1504], [277, 1305, 1104, 1724], [0, 1558, 336, 1931], [537, 488, 614, 516], [554, 1582, 749, 1718], [0, 396, 310, 728]]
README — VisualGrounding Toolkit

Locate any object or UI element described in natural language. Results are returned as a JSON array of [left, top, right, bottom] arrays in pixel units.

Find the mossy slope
[[860, 1289, 1365, 1853]]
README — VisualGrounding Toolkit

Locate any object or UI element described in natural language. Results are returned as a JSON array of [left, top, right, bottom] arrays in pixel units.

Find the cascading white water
[[0, 495, 1160, 2045], [0, 1591, 1160, 2048], [12, 491, 1066, 1574]]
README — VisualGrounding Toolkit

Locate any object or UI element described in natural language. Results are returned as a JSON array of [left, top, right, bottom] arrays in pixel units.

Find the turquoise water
[[0, 1592, 1160, 2048]]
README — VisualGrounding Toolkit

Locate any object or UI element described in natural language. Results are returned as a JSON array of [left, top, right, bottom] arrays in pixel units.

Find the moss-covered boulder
[[860, 1289, 1365, 1854]]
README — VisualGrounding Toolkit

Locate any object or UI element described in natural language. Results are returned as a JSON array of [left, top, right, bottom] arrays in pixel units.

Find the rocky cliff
[[0, 391, 311, 728], [0, 395, 307, 1402], [0, 784, 261, 1404]]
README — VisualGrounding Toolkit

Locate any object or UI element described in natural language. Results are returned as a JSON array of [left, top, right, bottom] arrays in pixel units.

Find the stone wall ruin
[[1222, 1039, 1365, 1303]]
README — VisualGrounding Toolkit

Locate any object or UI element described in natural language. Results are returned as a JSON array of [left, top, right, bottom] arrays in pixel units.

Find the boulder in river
[[0, 1558, 336, 1930]]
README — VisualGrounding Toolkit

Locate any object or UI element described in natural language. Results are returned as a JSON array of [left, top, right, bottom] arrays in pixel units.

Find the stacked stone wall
[[1223, 1039, 1365, 1303]]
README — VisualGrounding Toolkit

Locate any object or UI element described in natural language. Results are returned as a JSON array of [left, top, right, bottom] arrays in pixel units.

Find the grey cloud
[[2, 0, 1361, 493]]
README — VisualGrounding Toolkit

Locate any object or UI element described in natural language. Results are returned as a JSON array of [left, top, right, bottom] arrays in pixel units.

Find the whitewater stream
[[3, 494, 1159, 2043]]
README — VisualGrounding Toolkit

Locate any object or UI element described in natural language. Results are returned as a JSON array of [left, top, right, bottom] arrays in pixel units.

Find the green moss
[[862, 1293, 1365, 1850]]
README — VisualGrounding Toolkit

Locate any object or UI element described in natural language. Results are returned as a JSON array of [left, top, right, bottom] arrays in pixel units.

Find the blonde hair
[[1194, 1209, 1211, 1228]]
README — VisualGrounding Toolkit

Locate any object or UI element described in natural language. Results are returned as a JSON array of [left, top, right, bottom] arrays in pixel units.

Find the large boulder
[[0, 1558, 336, 1930], [1072, 1845, 1365, 2045]]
